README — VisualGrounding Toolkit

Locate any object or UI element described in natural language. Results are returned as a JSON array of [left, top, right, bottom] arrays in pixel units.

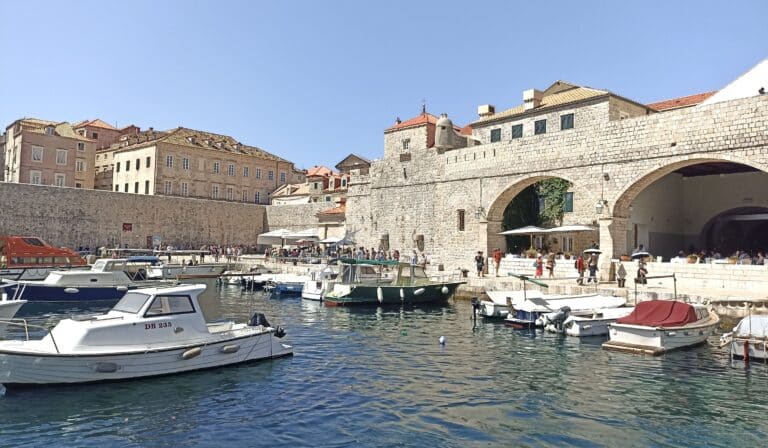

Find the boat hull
[[271, 283, 303, 295], [147, 264, 227, 280], [479, 300, 508, 319], [324, 282, 462, 306], [602, 311, 719, 355], [4, 284, 134, 302], [0, 332, 292, 388], [729, 339, 768, 360]]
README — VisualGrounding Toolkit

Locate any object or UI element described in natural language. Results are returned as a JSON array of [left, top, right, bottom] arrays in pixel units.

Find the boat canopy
[[616, 300, 698, 327], [734, 315, 768, 338]]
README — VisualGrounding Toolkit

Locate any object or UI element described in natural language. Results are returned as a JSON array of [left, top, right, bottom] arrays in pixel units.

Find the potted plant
[[620, 254, 632, 262]]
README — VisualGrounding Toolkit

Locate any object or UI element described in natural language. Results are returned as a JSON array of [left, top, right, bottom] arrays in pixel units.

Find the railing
[[0, 318, 60, 354]]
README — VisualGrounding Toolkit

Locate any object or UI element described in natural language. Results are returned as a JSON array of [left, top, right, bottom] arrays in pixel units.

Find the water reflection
[[1, 283, 767, 447]]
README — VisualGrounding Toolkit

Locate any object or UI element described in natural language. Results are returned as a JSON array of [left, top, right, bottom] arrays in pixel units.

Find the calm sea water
[[1, 279, 766, 447]]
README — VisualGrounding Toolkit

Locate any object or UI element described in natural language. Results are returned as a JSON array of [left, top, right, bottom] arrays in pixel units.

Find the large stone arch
[[484, 173, 577, 255], [599, 155, 768, 267]]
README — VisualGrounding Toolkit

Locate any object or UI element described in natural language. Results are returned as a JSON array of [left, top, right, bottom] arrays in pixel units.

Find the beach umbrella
[[631, 251, 651, 259], [583, 248, 602, 254], [499, 225, 549, 249], [546, 224, 595, 233], [257, 229, 292, 246]]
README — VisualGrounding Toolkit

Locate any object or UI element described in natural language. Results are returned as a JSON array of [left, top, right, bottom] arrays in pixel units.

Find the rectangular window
[[76, 159, 85, 172], [75, 182, 82, 188], [490, 128, 501, 142], [29, 170, 42, 184], [136, 159, 140, 170], [268, 170, 274, 181], [145, 180, 150, 194], [511, 124, 523, 139], [182, 157, 190, 170], [457, 209, 465, 231], [54, 173, 65, 187], [563, 192, 574, 212], [77, 142, 85, 151], [211, 185, 219, 199], [56, 149, 68, 165], [166, 155, 173, 167], [126, 160, 131, 171], [325, 196, 331, 202], [144, 295, 194, 317], [255, 191, 261, 204], [534, 119, 547, 135], [181, 182, 188, 196], [561, 113, 574, 130], [227, 187, 234, 201], [92, 132, 99, 140], [255, 168, 262, 179], [313, 182, 319, 190], [134, 182, 139, 193], [242, 190, 248, 202], [115, 184, 119, 191], [228, 164, 235, 176], [341, 179, 347, 187], [402, 139, 410, 150], [31, 146, 43, 161], [164, 181, 172, 195], [213, 162, 220, 174], [116, 161, 121, 172], [243, 166, 249, 177], [124, 183, 129, 192], [279, 171, 286, 183], [146, 156, 151, 168]]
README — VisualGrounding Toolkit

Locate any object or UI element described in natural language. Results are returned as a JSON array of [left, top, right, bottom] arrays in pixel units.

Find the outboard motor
[[546, 306, 572, 333], [274, 326, 286, 338], [470, 297, 481, 330], [248, 312, 271, 328]]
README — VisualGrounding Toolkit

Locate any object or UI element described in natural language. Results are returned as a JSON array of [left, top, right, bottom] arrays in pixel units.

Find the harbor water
[[1, 280, 766, 447]]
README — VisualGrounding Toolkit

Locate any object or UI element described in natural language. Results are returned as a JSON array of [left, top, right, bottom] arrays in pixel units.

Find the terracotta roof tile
[[306, 166, 334, 177], [74, 119, 118, 130], [647, 91, 717, 111], [386, 112, 439, 131], [318, 204, 346, 215]]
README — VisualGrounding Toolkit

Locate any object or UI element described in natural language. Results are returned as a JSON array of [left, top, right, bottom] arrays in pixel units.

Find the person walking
[[492, 248, 502, 277], [587, 254, 599, 283], [575, 255, 586, 285], [546, 253, 556, 278], [617, 262, 627, 287], [534, 255, 543, 279], [637, 260, 648, 285], [475, 251, 485, 277]]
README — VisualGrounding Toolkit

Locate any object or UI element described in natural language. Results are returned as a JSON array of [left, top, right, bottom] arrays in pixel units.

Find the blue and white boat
[[265, 274, 309, 295], [0, 259, 140, 303]]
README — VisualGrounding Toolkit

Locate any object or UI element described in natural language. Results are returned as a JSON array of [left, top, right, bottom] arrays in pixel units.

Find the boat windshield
[[113, 291, 151, 314]]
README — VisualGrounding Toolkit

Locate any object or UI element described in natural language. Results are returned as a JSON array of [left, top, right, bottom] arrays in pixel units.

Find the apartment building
[[3, 118, 96, 188]]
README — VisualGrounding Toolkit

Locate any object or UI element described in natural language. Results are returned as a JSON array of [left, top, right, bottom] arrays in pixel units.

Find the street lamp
[[595, 200, 607, 214]]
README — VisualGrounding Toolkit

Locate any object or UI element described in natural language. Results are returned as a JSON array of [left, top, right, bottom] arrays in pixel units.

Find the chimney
[[523, 89, 543, 111], [477, 104, 495, 117]]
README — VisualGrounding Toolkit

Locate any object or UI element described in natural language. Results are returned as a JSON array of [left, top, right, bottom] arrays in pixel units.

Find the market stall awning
[[546, 224, 595, 233], [257, 228, 292, 245], [498, 225, 549, 235]]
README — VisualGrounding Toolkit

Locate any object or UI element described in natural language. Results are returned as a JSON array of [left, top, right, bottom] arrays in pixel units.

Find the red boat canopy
[[616, 300, 698, 327]]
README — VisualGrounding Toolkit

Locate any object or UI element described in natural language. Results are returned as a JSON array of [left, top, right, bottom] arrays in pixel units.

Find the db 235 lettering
[[144, 322, 172, 330]]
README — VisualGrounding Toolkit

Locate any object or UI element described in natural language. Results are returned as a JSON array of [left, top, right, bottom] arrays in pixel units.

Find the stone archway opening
[[486, 176, 576, 256], [612, 159, 768, 259]]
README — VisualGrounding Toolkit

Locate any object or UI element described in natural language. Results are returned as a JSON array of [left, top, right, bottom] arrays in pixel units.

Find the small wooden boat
[[603, 300, 719, 355], [0, 283, 292, 389]]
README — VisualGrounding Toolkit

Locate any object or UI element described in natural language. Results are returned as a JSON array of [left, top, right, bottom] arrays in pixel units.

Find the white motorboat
[[719, 315, 768, 361], [265, 274, 310, 295], [0, 283, 292, 389], [147, 263, 227, 280], [504, 293, 626, 328], [544, 307, 635, 337], [301, 265, 338, 301], [603, 300, 719, 355], [0, 281, 27, 331], [480, 290, 546, 319]]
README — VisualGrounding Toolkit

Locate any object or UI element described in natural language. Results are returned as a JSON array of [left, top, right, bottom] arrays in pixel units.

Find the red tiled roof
[[74, 119, 118, 130], [460, 125, 472, 136], [306, 165, 334, 177], [386, 112, 439, 131], [318, 204, 346, 215], [647, 91, 717, 111]]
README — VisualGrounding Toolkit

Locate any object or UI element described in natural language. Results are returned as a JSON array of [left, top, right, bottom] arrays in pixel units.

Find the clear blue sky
[[1, 0, 766, 169]]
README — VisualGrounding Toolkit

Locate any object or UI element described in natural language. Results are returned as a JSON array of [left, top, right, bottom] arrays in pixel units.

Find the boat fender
[[63, 288, 79, 294], [744, 340, 750, 365], [414, 288, 425, 296], [221, 344, 240, 354], [441, 286, 449, 295], [400, 288, 405, 299], [377, 287, 384, 303], [181, 347, 203, 360], [116, 286, 128, 292], [92, 362, 120, 373], [275, 326, 286, 338]]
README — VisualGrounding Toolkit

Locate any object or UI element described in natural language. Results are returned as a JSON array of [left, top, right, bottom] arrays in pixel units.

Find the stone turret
[[434, 113, 455, 151]]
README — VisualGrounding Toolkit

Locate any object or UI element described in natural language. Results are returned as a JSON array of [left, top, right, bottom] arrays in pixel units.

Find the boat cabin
[[336, 259, 431, 286], [44, 284, 212, 351], [40, 259, 134, 287], [0, 236, 86, 268]]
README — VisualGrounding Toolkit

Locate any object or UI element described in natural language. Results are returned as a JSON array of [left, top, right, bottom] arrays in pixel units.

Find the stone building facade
[[346, 74, 768, 276]]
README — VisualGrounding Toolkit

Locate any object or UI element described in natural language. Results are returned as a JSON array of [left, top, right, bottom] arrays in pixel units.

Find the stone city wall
[[0, 182, 266, 249], [264, 202, 328, 232]]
